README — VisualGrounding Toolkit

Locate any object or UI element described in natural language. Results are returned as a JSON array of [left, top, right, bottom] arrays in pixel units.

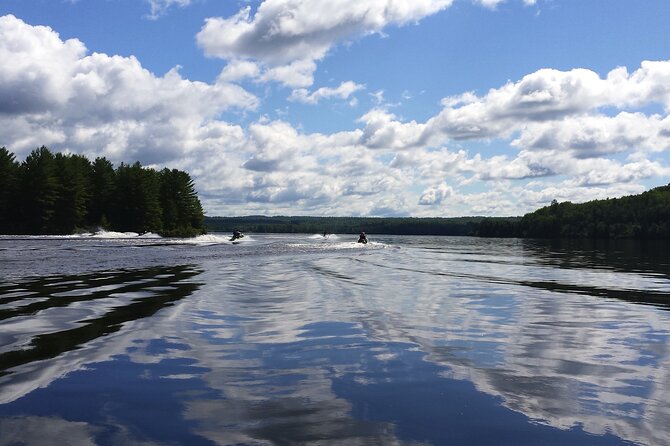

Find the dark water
[[1, 233, 669, 446]]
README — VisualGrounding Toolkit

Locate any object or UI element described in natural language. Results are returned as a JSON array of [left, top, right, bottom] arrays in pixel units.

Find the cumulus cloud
[[356, 62, 670, 155], [513, 112, 670, 157], [358, 109, 425, 150], [196, 0, 454, 87], [217, 59, 261, 82], [289, 81, 364, 104], [419, 183, 454, 205], [0, 14, 257, 163], [3, 14, 670, 218], [258, 59, 318, 88], [0, 15, 86, 113]]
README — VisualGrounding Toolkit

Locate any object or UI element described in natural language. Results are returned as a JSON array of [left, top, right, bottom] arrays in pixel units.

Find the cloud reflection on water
[[0, 236, 669, 445]]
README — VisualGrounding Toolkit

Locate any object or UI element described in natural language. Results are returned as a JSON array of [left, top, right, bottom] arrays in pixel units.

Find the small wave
[[308, 234, 339, 240], [88, 230, 162, 239], [91, 230, 142, 239], [25, 231, 142, 239], [288, 240, 385, 250], [138, 232, 161, 239], [171, 234, 243, 245]]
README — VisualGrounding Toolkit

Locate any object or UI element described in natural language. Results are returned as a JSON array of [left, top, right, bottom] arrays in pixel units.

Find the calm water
[[1, 233, 669, 445]]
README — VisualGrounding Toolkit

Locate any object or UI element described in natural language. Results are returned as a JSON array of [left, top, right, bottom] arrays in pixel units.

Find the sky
[[1, 0, 669, 217]]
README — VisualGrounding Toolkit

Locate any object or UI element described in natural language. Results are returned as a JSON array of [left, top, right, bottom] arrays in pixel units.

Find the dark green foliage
[[0, 147, 205, 237], [89, 157, 116, 228], [0, 147, 20, 233], [205, 216, 484, 236], [476, 217, 522, 237], [52, 153, 93, 234], [159, 168, 205, 237], [517, 186, 670, 239], [113, 162, 163, 233], [475, 185, 670, 239], [20, 147, 59, 234]]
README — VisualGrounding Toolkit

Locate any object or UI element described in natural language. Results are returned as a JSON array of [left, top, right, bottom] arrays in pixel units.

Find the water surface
[[1, 233, 669, 445]]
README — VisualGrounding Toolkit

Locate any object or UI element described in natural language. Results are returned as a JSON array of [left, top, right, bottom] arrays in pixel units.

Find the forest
[[477, 185, 670, 239], [0, 146, 205, 237]]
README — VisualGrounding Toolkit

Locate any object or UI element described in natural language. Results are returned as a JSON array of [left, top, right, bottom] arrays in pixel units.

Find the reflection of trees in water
[[0, 265, 202, 376], [521, 238, 670, 282]]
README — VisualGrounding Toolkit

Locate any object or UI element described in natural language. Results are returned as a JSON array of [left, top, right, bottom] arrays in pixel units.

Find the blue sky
[[1, 0, 669, 217]]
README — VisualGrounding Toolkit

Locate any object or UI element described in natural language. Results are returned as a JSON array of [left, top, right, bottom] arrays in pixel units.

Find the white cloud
[[217, 59, 261, 82], [0, 15, 86, 113], [370, 90, 385, 105], [146, 0, 192, 19], [289, 81, 364, 104], [357, 108, 425, 150], [513, 112, 670, 157], [474, 0, 507, 8], [474, 0, 538, 8], [357, 62, 670, 153], [0, 14, 257, 163], [197, 0, 454, 63], [2, 14, 670, 218], [258, 59, 317, 88], [196, 0, 454, 86], [419, 183, 454, 205]]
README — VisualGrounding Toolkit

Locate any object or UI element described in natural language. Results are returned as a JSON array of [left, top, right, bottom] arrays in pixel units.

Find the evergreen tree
[[0, 147, 20, 233], [52, 153, 92, 234], [1, 146, 206, 237], [159, 168, 205, 236], [113, 162, 162, 233], [20, 147, 59, 234], [88, 157, 116, 228]]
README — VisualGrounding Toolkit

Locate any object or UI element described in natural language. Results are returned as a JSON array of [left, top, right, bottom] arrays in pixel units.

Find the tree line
[[0, 146, 205, 237], [205, 215, 486, 236], [206, 184, 670, 240], [3, 144, 667, 240], [477, 185, 670, 239]]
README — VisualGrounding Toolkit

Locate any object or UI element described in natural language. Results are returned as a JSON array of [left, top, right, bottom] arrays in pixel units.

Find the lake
[[1, 233, 669, 445]]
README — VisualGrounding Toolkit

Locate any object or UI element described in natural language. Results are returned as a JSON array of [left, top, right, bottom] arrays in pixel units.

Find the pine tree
[[113, 162, 162, 233], [20, 147, 59, 234], [0, 147, 20, 233], [159, 168, 205, 236], [52, 153, 92, 233], [89, 157, 116, 228]]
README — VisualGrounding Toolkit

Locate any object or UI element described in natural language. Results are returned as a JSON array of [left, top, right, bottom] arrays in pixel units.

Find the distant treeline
[[0, 146, 205, 237], [206, 184, 670, 239], [205, 215, 490, 236]]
